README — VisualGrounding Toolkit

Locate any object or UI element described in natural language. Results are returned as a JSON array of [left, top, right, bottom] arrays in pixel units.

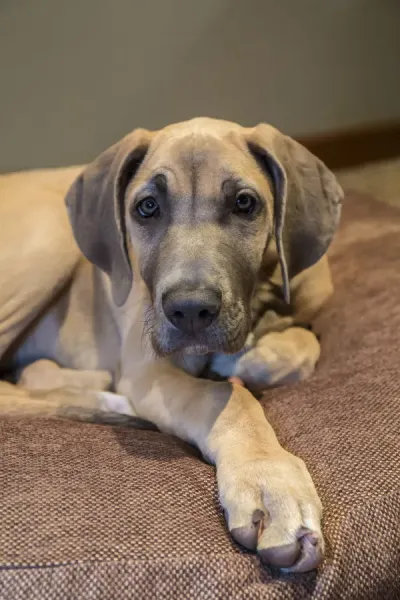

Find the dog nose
[[162, 287, 222, 334]]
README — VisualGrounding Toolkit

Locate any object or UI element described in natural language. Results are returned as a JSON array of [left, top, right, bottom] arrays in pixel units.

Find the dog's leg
[[17, 359, 113, 392], [8, 360, 147, 425], [210, 327, 321, 393], [0, 379, 148, 427], [0, 173, 81, 360], [118, 361, 324, 573]]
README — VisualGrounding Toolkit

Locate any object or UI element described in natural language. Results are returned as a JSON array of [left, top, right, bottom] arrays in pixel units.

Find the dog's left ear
[[246, 124, 343, 303], [65, 128, 154, 306]]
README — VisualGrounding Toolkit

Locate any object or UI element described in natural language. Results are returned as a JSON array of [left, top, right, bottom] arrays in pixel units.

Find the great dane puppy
[[0, 118, 342, 573]]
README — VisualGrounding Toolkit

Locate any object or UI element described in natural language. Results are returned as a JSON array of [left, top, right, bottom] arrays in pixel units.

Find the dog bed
[[1, 191, 399, 599]]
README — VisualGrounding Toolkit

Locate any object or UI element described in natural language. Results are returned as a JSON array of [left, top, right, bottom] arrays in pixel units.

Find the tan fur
[[0, 118, 342, 573]]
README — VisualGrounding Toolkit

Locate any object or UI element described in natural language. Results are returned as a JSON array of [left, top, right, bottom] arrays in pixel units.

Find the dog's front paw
[[235, 328, 320, 392], [210, 328, 320, 393], [218, 450, 324, 572]]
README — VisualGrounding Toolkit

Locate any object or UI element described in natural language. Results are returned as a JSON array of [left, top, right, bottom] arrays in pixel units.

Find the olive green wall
[[1, 0, 399, 171]]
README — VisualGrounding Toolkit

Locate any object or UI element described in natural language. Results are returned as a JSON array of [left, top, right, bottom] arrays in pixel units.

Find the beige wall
[[1, 0, 400, 171]]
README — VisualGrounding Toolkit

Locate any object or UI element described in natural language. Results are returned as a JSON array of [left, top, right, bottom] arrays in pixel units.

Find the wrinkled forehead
[[135, 128, 270, 197]]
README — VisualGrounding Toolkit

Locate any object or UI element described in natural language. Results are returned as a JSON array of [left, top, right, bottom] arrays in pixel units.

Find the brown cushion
[[1, 193, 400, 599]]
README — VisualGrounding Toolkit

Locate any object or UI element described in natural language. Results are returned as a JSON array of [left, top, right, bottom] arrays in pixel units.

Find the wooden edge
[[296, 120, 400, 170]]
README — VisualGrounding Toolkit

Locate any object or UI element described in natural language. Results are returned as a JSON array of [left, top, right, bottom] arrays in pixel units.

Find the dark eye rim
[[136, 196, 160, 219], [234, 191, 258, 214]]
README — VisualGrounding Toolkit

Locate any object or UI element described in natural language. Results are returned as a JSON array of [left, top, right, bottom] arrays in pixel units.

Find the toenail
[[281, 536, 323, 573], [259, 541, 300, 568], [306, 533, 319, 546]]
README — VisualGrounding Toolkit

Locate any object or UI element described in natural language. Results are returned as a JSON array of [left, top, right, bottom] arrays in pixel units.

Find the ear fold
[[65, 128, 154, 306], [246, 124, 343, 303]]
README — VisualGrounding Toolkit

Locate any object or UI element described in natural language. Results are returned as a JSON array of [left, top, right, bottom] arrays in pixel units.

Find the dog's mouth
[[149, 316, 250, 358]]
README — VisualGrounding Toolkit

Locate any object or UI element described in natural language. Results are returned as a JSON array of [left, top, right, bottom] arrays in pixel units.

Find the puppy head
[[66, 118, 343, 357]]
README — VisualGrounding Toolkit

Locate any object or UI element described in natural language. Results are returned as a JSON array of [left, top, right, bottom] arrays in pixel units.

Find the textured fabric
[[1, 193, 400, 599]]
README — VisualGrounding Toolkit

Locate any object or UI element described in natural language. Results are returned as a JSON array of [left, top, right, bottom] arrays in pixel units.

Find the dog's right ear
[[65, 129, 154, 306]]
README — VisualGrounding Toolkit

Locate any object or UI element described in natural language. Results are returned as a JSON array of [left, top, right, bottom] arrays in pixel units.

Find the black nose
[[162, 286, 222, 334]]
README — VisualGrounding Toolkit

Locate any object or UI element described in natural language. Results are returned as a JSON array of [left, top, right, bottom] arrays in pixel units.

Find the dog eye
[[136, 197, 159, 218], [234, 192, 256, 214]]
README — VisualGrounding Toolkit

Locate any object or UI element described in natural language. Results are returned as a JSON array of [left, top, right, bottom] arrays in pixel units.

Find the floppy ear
[[65, 128, 154, 306], [246, 124, 343, 303]]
